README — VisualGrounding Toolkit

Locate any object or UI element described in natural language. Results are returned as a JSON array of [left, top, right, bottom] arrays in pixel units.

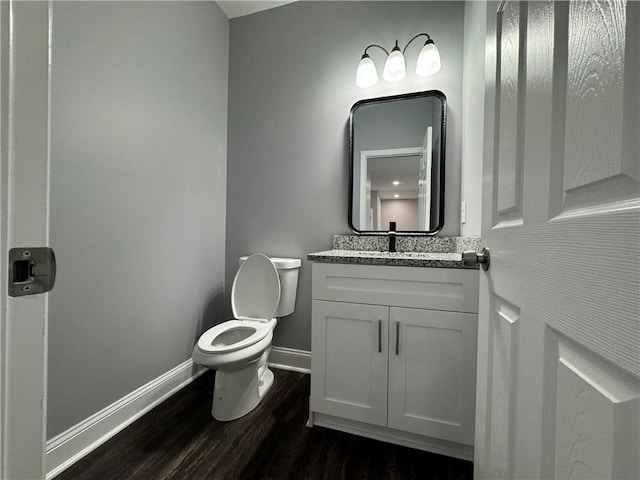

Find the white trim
[[4, 3, 52, 477], [357, 147, 423, 230], [0, 2, 9, 471], [45, 359, 206, 479], [361, 146, 423, 159], [418, 127, 432, 231], [310, 411, 474, 462], [268, 345, 311, 374]]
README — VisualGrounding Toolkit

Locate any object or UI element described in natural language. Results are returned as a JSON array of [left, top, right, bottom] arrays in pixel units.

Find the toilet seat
[[196, 319, 272, 354], [196, 254, 281, 356]]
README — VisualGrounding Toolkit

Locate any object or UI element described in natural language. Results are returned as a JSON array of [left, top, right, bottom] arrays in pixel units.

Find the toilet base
[[211, 349, 274, 421]]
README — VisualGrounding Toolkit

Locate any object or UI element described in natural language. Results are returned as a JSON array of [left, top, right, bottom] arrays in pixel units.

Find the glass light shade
[[382, 47, 406, 82], [356, 54, 378, 88], [416, 41, 441, 76]]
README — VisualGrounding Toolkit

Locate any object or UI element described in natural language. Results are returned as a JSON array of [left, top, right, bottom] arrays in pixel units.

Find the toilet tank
[[239, 256, 301, 317]]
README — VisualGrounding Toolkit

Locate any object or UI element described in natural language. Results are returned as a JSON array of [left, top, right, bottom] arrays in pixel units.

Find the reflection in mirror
[[349, 90, 446, 234]]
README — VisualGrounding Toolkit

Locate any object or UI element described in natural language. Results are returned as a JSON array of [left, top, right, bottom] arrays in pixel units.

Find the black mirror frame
[[348, 90, 447, 235]]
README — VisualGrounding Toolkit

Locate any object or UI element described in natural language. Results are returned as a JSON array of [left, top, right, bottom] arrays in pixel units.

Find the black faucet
[[388, 221, 396, 253]]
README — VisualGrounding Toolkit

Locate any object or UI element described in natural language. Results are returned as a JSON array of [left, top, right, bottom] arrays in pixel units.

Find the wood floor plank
[[55, 370, 473, 479]]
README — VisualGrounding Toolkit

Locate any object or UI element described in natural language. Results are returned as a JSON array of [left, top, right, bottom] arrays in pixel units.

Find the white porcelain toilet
[[192, 253, 301, 421]]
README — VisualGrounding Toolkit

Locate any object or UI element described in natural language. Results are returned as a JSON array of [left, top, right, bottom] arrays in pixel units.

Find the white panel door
[[388, 307, 477, 445], [0, 1, 51, 478], [310, 300, 389, 426], [475, 1, 639, 479]]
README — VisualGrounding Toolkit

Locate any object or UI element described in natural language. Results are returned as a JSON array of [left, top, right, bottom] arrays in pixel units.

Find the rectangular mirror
[[349, 90, 446, 235]]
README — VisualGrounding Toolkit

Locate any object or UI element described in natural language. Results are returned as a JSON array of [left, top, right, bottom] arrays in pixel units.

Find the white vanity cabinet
[[309, 262, 479, 460]]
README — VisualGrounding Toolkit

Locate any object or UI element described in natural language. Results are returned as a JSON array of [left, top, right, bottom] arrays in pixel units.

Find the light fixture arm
[[363, 44, 390, 57], [402, 33, 432, 54]]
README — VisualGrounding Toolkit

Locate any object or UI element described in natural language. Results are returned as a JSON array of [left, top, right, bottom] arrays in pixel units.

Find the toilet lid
[[231, 253, 280, 321]]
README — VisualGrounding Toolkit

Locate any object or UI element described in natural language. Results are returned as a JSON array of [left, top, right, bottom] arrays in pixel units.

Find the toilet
[[192, 253, 301, 421]]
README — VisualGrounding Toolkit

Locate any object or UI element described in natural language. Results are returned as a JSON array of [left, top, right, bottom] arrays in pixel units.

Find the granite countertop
[[307, 235, 481, 269], [307, 249, 477, 268]]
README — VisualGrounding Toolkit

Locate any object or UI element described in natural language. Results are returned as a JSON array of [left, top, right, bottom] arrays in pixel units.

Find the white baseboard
[[268, 345, 311, 374], [45, 359, 206, 479], [310, 411, 474, 462]]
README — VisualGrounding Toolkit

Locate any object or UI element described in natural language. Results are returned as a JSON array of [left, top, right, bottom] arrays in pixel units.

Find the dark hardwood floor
[[57, 369, 473, 480]]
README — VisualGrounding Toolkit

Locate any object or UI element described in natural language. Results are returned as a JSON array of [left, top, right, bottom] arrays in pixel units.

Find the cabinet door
[[388, 307, 477, 445], [310, 300, 388, 426]]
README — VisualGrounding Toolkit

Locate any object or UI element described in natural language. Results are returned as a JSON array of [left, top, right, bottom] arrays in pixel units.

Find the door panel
[[495, 0, 525, 226], [543, 330, 640, 480], [551, 0, 638, 216], [477, 0, 639, 478], [310, 300, 389, 426], [484, 296, 520, 479]]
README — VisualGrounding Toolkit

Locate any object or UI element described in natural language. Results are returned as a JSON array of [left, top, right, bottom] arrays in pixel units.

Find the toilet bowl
[[192, 253, 300, 421]]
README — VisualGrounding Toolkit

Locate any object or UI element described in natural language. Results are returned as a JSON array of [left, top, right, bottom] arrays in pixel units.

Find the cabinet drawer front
[[312, 263, 479, 313]]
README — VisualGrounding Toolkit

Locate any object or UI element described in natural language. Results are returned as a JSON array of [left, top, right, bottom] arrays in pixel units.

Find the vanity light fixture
[[356, 33, 441, 88]]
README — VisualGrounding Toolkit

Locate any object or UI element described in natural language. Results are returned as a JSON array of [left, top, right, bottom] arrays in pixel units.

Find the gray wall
[[226, 1, 465, 351], [461, 0, 486, 236], [381, 199, 420, 231], [48, 2, 229, 438]]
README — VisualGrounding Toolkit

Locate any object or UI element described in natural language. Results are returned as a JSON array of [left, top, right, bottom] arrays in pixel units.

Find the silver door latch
[[8, 247, 56, 297]]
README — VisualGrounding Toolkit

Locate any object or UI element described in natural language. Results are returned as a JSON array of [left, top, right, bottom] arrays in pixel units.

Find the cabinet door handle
[[378, 319, 382, 353], [395, 321, 400, 355]]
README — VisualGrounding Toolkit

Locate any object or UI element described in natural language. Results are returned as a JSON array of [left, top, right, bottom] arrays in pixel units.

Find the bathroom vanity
[[307, 237, 480, 461]]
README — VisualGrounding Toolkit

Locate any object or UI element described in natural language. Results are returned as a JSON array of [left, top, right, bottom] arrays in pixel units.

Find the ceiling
[[217, 1, 297, 19], [368, 155, 421, 200]]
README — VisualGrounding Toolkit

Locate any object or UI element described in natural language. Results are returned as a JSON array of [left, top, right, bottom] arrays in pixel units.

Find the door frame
[[0, 0, 8, 469], [1, 1, 51, 478], [358, 147, 423, 230]]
